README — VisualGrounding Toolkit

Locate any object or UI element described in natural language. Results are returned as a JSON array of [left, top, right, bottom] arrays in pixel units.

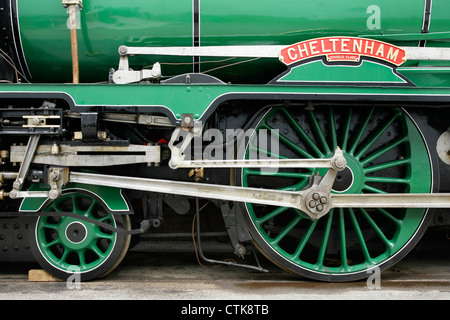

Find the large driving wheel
[[29, 190, 131, 281], [241, 105, 434, 282]]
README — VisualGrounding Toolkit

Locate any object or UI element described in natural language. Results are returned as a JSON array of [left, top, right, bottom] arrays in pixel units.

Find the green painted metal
[[18, 0, 193, 83], [242, 106, 432, 278], [20, 182, 129, 212], [398, 67, 450, 87], [35, 192, 118, 273], [2, 83, 450, 122], [200, 0, 424, 45], [15, 0, 450, 83], [276, 60, 408, 84], [360, 31, 450, 41]]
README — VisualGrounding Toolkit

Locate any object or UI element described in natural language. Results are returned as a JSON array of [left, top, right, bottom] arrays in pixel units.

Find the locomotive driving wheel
[[29, 191, 131, 281], [240, 105, 434, 282]]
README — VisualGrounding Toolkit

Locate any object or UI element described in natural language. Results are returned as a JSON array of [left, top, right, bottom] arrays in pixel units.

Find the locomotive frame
[[0, 0, 450, 282]]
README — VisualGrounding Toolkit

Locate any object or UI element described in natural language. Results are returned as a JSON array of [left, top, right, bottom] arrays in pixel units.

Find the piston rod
[[70, 171, 304, 210], [69, 171, 450, 221], [331, 193, 450, 208]]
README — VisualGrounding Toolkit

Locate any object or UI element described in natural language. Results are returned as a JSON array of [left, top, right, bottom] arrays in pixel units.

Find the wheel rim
[[35, 192, 119, 274], [241, 105, 432, 281]]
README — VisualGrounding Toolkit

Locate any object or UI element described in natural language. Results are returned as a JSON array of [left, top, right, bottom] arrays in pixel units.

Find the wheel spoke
[[349, 208, 373, 265], [348, 108, 374, 155], [249, 144, 288, 161], [256, 206, 289, 225], [340, 108, 353, 151], [360, 135, 408, 166], [364, 158, 410, 173], [50, 202, 65, 213], [278, 131, 315, 159], [84, 199, 97, 218], [376, 208, 402, 227], [244, 168, 311, 179], [359, 208, 394, 252], [259, 122, 315, 159], [242, 106, 432, 281], [328, 107, 338, 150], [246, 127, 288, 161], [40, 220, 59, 230], [270, 215, 302, 246], [307, 109, 331, 155], [90, 244, 107, 259], [77, 250, 87, 267], [355, 110, 401, 159], [280, 108, 323, 157], [59, 247, 70, 265], [316, 210, 334, 267], [279, 181, 309, 191], [291, 220, 318, 261], [363, 184, 388, 194], [364, 176, 410, 185], [70, 194, 81, 214], [94, 225, 116, 240], [41, 238, 60, 248], [243, 168, 310, 192], [338, 208, 349, 270]]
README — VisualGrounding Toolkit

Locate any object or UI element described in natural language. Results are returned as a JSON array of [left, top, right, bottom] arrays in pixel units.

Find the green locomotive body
[[6, 0, 450, 83], [0, 0, 449, 282]]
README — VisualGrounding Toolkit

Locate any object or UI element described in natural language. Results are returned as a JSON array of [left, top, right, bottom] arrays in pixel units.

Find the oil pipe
[[62, 0, 83, 84]]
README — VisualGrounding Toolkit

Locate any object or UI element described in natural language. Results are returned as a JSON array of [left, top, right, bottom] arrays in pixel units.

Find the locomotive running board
[[69, 171, 450, 221], [118, 45, 450, 61]]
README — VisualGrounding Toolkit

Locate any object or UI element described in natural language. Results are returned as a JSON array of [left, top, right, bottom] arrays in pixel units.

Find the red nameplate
[[280, 37, 406, 66]]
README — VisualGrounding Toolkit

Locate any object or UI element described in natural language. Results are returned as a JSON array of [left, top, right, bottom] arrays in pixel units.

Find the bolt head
[[332, 157, 347, 171], [48, 189, 61, 200]]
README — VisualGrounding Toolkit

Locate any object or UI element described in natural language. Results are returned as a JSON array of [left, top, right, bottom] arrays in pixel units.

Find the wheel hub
[[332, 166, 354, 193], [319, 154, 363, 195], [65, 221, 88, 244]]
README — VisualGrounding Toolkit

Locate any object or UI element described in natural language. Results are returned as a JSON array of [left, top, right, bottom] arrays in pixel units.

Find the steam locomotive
[[0, 0, 449, 282]]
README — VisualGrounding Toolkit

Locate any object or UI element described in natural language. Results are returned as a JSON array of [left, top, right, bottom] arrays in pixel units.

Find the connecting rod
[[69, 170, 450, 220], [7, 144, 450, 220]]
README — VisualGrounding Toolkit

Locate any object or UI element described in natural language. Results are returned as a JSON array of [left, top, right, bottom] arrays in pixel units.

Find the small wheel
[[240, 105, 435, 282], [29, 190, 131, 281]]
